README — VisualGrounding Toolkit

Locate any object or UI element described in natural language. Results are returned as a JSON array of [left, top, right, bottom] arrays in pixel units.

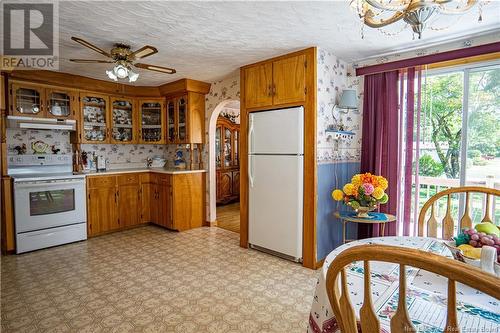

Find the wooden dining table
[[307, 236, 500, 333]]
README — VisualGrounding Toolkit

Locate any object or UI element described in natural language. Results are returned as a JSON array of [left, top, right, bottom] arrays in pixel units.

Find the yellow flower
[[377, 176, 388, 190], [373, 187, 384, 200], [343, 183, 355, 196], [351, 174, 362, 187], [331, 189, 344, 201]]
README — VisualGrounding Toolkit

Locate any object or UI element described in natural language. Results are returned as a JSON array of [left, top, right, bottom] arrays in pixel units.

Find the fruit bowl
[[443, 240, 500, 277]]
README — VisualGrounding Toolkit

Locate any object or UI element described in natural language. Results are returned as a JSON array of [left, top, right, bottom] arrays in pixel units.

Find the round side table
[[334, 211, 396, 244]]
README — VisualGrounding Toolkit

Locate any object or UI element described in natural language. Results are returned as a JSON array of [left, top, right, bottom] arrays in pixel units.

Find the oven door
[[14, 178, 86, 233]]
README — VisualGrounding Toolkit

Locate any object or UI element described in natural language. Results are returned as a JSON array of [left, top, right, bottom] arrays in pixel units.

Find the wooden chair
[[418, 186, 500, 239], [325, 244, 500, 333]]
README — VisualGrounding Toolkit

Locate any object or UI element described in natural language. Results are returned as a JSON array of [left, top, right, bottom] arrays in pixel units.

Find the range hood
[[6, 116, 76, 131]]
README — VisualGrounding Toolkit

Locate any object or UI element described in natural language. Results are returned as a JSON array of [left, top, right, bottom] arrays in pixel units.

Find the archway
[[208, 99, 240, 225]]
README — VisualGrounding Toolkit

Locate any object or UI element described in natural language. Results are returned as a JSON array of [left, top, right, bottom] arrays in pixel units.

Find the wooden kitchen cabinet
[[166, 92, 205, 144], [243, 63, 273, 109], [87, 176, 118, 236], [79, 92, 111, 144], [117, 174, 141, 227], [138, 99, 165, 144], [272, 54, 307, 105], [110, 97, 137, 144], [10, 82, 77, 119], [157, 175, 172, 229], [242, 53, 307, 109]]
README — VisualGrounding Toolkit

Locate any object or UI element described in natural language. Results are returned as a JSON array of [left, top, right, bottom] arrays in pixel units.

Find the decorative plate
[[32, 140, 49, 154]]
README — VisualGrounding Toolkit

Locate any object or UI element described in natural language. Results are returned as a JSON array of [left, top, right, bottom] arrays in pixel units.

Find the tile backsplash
[[6, 128, 196, 170], [7, 129, 72, 155]]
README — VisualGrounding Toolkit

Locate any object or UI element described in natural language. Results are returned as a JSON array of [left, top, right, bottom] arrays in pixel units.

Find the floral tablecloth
[[307, 237, 500, 333]]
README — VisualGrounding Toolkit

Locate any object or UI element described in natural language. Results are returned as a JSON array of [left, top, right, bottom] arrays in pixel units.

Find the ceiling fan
[[69, 37, 176, 82]]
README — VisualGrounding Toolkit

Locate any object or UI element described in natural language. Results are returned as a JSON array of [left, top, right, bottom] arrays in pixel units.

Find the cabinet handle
[[114, 192, 117, 204], [272, 84, 276, 96], [268, 84, 272, 97]]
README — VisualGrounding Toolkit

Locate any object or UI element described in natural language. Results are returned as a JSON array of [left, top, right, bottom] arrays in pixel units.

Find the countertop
[[79, 167, 206, 176]]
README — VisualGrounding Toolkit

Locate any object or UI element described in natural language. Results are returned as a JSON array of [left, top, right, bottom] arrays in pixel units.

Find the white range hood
[[6, 116, 76, 131]]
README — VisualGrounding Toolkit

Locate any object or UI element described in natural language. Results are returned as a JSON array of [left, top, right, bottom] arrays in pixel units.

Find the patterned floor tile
[[1, 225, 318, 332]]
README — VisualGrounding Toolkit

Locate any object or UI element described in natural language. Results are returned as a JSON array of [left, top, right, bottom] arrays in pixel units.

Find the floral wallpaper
[[316, 48, 362, 164], [6, 129, 72, 155]]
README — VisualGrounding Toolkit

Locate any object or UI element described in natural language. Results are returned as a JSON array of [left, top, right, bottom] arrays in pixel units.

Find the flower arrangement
[[331, 173, 389, 218]]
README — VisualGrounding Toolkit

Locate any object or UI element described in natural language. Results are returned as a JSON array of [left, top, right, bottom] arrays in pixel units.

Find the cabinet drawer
[[139, 172, 151, 183], [158, 174, 171, 185], [88, 176, 116, 188], [117, 173, 140, 185]]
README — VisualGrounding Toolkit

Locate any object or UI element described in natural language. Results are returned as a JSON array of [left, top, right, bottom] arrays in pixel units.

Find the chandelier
[[350, 0, 482, 39], [106, 61, 139, 82]]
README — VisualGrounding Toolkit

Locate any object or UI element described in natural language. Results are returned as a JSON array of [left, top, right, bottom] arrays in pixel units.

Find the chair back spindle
[[326, 244, 500, 333], [418, 187, 500, 238]]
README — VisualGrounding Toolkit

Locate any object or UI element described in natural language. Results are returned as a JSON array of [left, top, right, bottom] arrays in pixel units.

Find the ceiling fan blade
[[130, 45, 158, 59], [134, 63, 176, 74], [69, 59, 114, 63], [71, 37, 111, 58]]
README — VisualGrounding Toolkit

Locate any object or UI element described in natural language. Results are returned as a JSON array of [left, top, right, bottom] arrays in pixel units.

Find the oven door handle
[[14, 179, 85, 189]]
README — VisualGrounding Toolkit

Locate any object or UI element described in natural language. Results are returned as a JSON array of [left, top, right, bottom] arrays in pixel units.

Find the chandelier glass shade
[[106, 61, 139, 82], [350, 0, 481, 38]]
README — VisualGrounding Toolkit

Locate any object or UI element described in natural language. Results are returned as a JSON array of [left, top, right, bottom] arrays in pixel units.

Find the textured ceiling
[[55, 1, 500, 85]]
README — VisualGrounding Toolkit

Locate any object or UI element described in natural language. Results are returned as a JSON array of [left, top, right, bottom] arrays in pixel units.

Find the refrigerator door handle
[[248, 114, 254, 153], [248, 154, 255, 188]]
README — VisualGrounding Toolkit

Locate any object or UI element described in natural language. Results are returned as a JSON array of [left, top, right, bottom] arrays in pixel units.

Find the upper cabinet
[[243, 63, 273, 109], [138, 99, 164, 144], [10, 82, 76, 119], [111, 97, 136, 144], [242, 53, 307, 109], [165, 92, 205, 144], [80, 92, 110, 143]]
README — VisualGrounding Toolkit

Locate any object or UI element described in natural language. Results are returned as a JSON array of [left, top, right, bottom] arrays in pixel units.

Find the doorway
[[208, 100, 241, 233]]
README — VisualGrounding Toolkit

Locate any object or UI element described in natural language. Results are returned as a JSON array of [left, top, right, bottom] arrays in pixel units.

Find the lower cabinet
[[216, 169, 240, 204], [87, 171, 204, 236]]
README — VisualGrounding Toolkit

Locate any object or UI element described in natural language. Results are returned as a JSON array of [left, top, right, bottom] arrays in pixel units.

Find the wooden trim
[[315, 258, 325, 269], [239, 47, 317, 269], [240, 47, 317, 69], [158, 78, 211, 96], [203, 220, 218, 227], [426, 52, 500, 70], [1, 176, 15, 253], [9, 70, 162, 97]]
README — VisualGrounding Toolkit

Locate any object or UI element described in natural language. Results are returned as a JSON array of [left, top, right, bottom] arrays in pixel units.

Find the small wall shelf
[[325, 129, 355, 140]]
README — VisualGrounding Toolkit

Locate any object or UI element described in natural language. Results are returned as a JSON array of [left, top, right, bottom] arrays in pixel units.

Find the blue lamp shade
[[338, 89, 358, 109]]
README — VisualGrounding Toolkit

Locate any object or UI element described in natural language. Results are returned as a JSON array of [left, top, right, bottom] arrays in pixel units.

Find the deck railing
[[412, 176, 499, 226]]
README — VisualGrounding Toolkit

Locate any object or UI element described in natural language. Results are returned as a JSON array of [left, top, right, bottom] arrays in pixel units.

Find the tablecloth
[[307, 237, 500, 333]]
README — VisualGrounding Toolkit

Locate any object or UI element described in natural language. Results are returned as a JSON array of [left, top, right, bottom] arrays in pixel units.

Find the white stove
[[8, 155, 87, 254]]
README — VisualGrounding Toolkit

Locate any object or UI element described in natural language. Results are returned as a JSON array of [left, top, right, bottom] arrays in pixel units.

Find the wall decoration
[[6, 129, 72, 155]]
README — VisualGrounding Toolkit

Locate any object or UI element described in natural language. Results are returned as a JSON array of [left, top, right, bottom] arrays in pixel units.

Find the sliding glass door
[[410, 62, 500, 235]]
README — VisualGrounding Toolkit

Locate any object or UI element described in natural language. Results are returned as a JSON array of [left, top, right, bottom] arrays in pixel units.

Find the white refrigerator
[[248, 106, 304, 262]]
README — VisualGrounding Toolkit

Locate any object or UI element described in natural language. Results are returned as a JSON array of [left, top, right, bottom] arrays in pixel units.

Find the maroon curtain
[[360, 70, 400, 237]]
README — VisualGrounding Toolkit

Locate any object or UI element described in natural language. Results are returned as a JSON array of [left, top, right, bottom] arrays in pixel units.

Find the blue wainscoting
[[316, 162, 360, 261]]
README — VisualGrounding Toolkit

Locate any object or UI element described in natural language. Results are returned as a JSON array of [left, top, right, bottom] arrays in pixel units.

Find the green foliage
[[472, 157, 488, 166], [418, 154, 444, 177], [420, 68, 499, 177]]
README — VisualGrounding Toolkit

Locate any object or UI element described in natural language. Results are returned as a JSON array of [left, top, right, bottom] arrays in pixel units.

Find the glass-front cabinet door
[[234, 130, 239, 167], [46, 88, 74, 119], [177, 96, 188, 142], [11, 83, 45, 117], [111, 98, 135, 143], [224, 127, 233, 167], [139, 100, 164, 144], [80, 93, 109, 143], [216, 126, 222, 168], [167, 99, 176, 143]]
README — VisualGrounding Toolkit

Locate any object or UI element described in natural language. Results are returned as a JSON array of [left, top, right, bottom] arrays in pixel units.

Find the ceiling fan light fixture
[[113, 64, 129, 79], [128, 70, 139, 82], [106, 69, 118, 81]]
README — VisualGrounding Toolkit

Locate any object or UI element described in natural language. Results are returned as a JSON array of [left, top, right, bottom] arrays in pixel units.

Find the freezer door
[[248, 154, 303, 259], [249, 107, 304, 155]]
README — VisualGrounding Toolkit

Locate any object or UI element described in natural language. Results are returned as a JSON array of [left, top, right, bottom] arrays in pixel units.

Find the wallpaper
[[316, 48, 362, 164], [6, 129, 72, 155]]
